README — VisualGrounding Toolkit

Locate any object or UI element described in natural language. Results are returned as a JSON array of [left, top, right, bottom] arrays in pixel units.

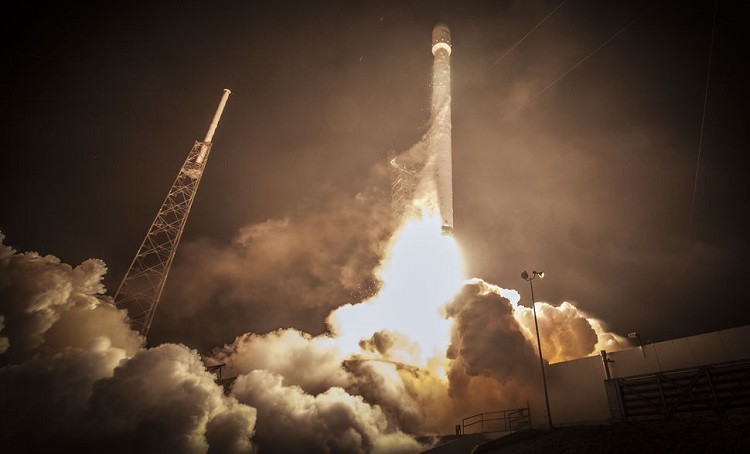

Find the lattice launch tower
[[115, 89, 231, 337]]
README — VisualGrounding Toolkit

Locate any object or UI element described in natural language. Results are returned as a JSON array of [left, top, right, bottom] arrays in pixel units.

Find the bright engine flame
[[328, 210, 465, 368]]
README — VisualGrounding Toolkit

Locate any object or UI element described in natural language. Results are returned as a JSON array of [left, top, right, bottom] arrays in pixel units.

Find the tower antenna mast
[[115, 89, 231, 337]]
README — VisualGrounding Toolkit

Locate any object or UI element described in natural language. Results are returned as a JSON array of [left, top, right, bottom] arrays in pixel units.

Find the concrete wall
[[537, 324, 750, 426]]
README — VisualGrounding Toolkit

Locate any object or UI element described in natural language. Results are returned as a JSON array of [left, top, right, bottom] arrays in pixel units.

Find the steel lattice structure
[[115, 89, 231, 336]]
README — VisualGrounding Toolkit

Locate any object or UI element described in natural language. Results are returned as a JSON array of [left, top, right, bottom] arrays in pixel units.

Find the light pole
[[522, 270, 553, 429], [628, 332, 645, 358]]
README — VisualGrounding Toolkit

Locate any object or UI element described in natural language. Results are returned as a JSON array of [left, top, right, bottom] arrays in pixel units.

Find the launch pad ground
[[423, 415, 750, 453]]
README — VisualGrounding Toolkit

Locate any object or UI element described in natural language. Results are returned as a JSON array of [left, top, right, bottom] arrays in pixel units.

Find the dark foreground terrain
[[475, 415, 750, 453]]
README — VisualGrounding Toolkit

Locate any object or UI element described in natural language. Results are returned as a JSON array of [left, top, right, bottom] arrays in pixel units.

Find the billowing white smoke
[[86, 344, 256, 453], [214, 329, 350, 395], [445, 281, 539, 399], [0, 234, 256, 452], [156, 184, 393, 350], [206, 269, 626, 446], [474, 279, 628, 364], [232, 370, 422, 453], [514, 299, 628, 363], [1, 189, 627, 453], [0, 237, 141, 365]]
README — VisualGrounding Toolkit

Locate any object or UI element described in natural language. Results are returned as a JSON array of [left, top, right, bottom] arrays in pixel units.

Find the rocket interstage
[[431, 24, 453, 235], [431, 23, 452, 56]]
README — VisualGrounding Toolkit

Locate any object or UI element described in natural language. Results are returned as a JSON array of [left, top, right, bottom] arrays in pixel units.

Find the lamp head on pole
[[522, 270, 545, 281], [520, 267, 553, 428]]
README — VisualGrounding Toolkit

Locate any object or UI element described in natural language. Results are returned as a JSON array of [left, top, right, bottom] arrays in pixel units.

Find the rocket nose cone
[[432, 23, 451, 46]]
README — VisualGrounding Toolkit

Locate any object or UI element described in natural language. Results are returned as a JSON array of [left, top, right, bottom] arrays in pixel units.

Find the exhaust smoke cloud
[[1, 113, 627, 450], [0, 235, 257, 452]]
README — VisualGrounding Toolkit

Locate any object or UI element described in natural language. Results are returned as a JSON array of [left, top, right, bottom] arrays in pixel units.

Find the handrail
[[461, 404, 531, 434]]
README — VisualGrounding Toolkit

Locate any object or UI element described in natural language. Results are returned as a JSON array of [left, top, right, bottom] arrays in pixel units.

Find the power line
[[472, 0, 568, 85], [503, 0, 663, 119], [689, 0, 718, 231]]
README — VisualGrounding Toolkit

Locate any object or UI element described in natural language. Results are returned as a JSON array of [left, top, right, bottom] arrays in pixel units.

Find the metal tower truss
[[115, 89, 231, 336]]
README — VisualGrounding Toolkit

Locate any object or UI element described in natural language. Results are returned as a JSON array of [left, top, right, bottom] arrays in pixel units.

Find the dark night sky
[[2, 0, 749, 350]]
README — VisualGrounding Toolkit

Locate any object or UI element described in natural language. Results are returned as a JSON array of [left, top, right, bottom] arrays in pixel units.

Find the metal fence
[[605, 358, 750, 421], [461, 405, 531, 434]]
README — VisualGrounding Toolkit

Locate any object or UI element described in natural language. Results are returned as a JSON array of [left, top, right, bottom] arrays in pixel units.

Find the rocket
[[430, 24, 453, 235], [431, 23, 452, 57]]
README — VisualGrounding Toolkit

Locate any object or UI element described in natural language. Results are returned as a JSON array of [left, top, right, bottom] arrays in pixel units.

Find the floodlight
[[520, 266, 552, 428]]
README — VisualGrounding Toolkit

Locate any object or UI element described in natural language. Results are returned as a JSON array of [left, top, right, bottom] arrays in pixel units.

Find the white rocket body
[[430, 24, 453, 235], [431, 23, 452, 56], [204, 88, 232, 144], [196, 88, 231, 164]]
